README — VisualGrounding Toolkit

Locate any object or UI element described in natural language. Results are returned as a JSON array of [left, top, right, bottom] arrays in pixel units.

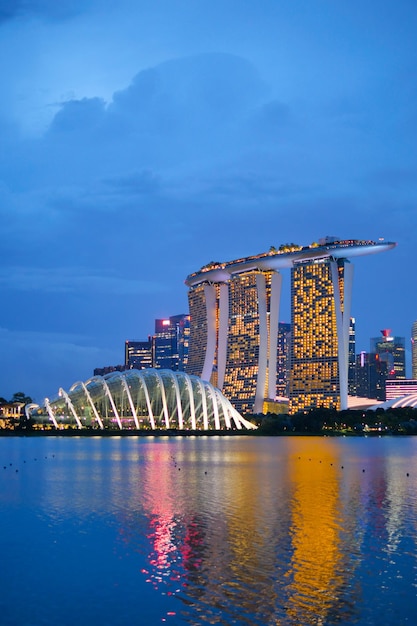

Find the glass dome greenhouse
[[27, 369, 256, 431]]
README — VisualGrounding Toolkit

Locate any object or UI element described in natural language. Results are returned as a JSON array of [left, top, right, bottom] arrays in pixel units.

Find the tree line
[[0, 392, 33, 405], [248, 407, 417, 435]]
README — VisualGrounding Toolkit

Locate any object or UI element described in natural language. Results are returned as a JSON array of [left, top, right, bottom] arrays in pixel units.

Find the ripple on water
[[1, 436, 417, 625]]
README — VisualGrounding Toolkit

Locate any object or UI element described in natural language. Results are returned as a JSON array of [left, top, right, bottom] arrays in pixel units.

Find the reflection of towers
[[289, 258, 353, 414], [120, 439, 289, 623], [285, 438, 345, 624], [117, 438, 359, 624]]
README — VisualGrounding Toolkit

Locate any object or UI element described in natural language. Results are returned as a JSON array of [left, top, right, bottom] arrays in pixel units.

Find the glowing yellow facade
[[187, 269, 281, 414], [289, 258, 350, 414], [222, 271, 277, 414]]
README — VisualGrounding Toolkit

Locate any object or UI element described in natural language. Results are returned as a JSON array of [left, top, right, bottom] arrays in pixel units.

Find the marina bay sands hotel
[[185, 238, 396, 415]]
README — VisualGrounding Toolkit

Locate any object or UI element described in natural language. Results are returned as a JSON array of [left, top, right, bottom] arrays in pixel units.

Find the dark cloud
[[0, 0, 89, 22], [6, 53, 272, 189], [105, 52, 269, 165], [49, 97, 106, 133], [110, 53, 267, 124]]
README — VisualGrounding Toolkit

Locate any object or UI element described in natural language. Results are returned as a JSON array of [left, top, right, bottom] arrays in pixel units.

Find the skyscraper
[[355, 351, 387, 400], [348, 317, 356, 395], [125, 340, 153, 370], [187, 267, 281, 414], [370, 330, 406, 380], [153, 314, 190, 371], [288, 257, 353, 414], [186, 238, 395, 414], [187, 281, 224, 385], [277, 322, 291, 398], [221, 270, 281, 414]]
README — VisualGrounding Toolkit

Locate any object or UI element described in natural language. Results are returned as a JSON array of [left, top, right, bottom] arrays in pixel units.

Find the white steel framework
[[28, 369, 256, 431]]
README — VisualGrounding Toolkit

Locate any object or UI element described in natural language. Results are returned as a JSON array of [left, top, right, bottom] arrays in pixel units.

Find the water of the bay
[[1, 435, 416, 625]]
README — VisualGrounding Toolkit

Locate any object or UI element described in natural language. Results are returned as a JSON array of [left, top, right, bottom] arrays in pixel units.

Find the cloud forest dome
[[27, 370, 256, 431], [185, 238, 397, 286]]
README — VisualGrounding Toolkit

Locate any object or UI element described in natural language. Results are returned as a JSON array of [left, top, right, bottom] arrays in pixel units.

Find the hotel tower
[[185, 238, 396, 415], [289, 257, 353, 413]]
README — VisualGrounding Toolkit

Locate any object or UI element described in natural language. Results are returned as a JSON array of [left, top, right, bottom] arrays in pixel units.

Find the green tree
[[10, 392, 33, 405]]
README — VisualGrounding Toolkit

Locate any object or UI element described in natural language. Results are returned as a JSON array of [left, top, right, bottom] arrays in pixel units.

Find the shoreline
[[0, 429, 412, 438]]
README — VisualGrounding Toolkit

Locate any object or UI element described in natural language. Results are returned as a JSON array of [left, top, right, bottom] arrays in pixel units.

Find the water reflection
[[282, 439, 343, 624], [1, 436, 417, 625], [113, 437, 417, 624]]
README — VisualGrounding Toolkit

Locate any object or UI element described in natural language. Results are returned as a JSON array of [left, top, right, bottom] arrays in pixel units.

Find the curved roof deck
[[185, 239, 397, 287]]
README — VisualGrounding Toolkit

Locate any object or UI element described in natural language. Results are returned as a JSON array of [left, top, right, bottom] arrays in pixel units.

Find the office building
[[277, 322, 291, 398], [125, 340, 153, 370], [186, 238, 395, 414], [348, 317, 356, 395], [370, 330, 406, 380], [355, 351, 387, 400], [153, 314, 190, 371]]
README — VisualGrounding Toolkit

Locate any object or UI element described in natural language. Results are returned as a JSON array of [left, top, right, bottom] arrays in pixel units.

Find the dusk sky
[[1, 0, 416, 402]]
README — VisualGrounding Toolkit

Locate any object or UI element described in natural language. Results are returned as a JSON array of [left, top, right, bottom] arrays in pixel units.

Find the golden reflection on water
[[284, 438, 344, 624], [112, 437, 355, 624], [12, 436, 417, 625]]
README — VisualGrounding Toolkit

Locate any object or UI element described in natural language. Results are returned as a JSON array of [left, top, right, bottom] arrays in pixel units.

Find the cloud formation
[[1, 3, 416, 399], [0, 0, 87, 22]]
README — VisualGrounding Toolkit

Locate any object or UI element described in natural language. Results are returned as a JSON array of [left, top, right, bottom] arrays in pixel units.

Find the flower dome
[[27, 369, 256, 431], [368, 394, 417, 411]]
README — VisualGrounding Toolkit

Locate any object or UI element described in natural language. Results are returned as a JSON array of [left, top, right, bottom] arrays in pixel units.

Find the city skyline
[[1, 1, 416, 401]]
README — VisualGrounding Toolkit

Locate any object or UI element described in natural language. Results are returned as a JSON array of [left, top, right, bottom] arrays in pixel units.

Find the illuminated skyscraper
[[348, 317, 356, 395], [355, 351, 387, 400], [187, 268, 281, 414], [153, 314, 190, 371], [289, 258, 353, 414], [277, 322, 291, 397], [370, 330, 405, 380], [187, 281, 225, 386], [186, 239, 395, 415], [125, 340, 153, 370], [222, 270, 281, 414]]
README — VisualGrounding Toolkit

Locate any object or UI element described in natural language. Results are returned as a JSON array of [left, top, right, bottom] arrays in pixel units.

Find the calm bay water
[[0, 435, 416, 625]]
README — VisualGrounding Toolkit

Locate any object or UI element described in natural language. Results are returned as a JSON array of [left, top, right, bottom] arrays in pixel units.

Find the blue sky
[[1, 0, 416, 402]]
